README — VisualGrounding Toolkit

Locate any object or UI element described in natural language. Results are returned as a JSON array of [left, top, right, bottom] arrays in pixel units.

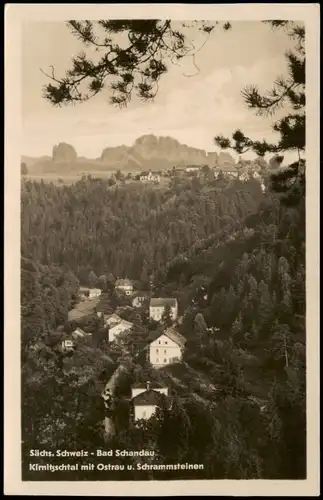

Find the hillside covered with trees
[[21, 172, 306, 480], [20, 18, 308, 482], [21, 175, 263, 285]]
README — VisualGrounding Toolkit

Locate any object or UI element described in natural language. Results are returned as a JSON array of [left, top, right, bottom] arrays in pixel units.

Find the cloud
[[61, 56, 283, 155], [23, 38, 289, 157]]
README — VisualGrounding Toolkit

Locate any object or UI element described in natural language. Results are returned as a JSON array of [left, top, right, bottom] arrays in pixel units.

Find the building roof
[[115, 279, 133, 287], [72, 327, 87, 338], [164, 327, 187, 347], [150, 298, 177, 308], [132, 388, 165, 406], [148, 327, 186, 348], [132, 295, 149, 305], [110, 319, 133, 330], [107, 313, 122, 323], [104, 364, 126, 392], [131, 381, 166, 389]]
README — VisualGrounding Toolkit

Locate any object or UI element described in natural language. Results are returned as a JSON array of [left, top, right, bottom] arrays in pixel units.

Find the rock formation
[[52, 143, 77, 163], [100, 135, 233, 170]]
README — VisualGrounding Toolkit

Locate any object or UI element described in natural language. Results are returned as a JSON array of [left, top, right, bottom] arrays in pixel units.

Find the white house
[[149, 298, 178, 322], [88, 288, 102, 299], [185, 165, 201, 173], [147, 327, 186, 367], [131, 381, 168, 421], [109, 319, 133, 342], [115, 279, 134, 296], [61, 338, 74, 352], [140, 171, 160, 184]]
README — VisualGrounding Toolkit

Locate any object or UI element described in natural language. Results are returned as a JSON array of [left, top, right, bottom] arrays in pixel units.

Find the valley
[[21, 167, 306, 481]]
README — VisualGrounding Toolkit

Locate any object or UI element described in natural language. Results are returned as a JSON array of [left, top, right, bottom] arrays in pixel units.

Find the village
[[59, 277, 190, 438], [135, 159, 268, 192]]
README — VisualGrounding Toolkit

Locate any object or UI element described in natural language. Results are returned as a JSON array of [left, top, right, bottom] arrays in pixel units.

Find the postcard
[[4, 3, 320, 496]]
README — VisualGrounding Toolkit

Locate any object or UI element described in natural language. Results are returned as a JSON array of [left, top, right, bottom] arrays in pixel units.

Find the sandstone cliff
[[24, 135, 236, 175], [52, 143, 77, 163], [100, 135, 234, 169]]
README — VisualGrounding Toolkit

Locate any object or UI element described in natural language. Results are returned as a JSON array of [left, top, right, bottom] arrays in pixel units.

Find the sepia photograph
[[4, 3, 320, 496]]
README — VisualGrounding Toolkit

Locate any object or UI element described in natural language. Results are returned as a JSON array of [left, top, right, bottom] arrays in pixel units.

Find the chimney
[[146, 380, 150, 391]]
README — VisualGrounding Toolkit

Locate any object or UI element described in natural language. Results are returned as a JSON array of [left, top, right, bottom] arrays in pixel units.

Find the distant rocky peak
[[52, 143, 77, 162]]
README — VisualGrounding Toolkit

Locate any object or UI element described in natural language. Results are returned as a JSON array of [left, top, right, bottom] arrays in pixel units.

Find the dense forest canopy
[[21, 173, 306, 479], [21, 175, 263, 284]]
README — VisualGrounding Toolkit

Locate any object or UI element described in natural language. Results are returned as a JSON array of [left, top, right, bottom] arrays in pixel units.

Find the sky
[[22, 21, 295, 159]]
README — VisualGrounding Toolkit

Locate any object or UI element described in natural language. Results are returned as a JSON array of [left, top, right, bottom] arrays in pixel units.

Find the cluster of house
[[139, 171, 161, 184], [213, 164, 264, 183], [171, 162, 267, 191], [96, 311, 134, 342], [132, 159, 270, 191], [97, 297, 185, 368], [64, 280, 185, 431], [79, 279, 134, 303]]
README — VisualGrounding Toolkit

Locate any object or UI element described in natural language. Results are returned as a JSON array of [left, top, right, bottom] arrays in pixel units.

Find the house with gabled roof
[[149, 298, 178, 322], [105, 313, 123, 326], [146, 327, 186, 367], [131, 381, 168, 421], [71, 327, 90, 339], [109, 319, 133, 343], [115, 278, 134, 296]]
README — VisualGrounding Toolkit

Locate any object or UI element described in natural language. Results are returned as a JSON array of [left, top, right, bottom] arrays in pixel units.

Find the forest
[[21, 172, 306, 480], [21, 174, 264, 285]]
